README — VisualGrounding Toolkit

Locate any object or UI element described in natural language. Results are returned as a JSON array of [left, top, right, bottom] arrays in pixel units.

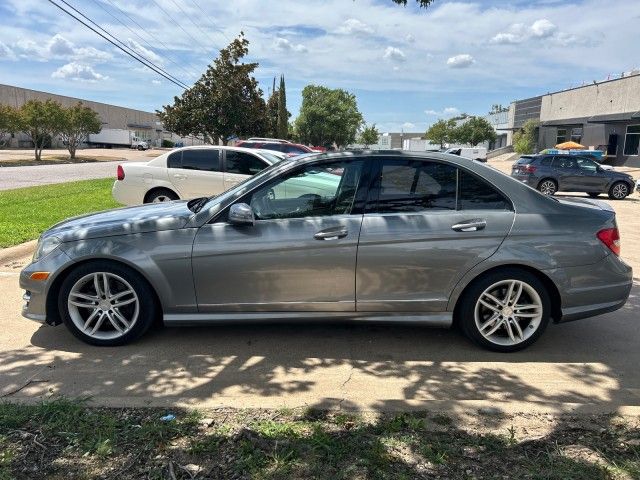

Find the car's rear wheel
[[145, 188, 178, 203], [458, 269, 551, 352], [58, 262, 158, 346], [537, 179, 557, 195], [587, 192, 600, 198], [608, 181, 629, 200]]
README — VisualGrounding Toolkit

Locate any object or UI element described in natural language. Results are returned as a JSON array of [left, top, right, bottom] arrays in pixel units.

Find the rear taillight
[[597, 228, 620, 256], [521, 164, 537, 173], [117, 165, 125, 181]]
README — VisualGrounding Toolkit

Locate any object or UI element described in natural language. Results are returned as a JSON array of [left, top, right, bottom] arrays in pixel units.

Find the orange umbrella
[[555, 141, 586, 150]]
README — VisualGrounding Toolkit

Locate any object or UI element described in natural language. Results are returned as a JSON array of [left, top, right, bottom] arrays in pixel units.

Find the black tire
[[608, 181, 630, 200], [144, 188, 179, 203], [137, 145, 144, 151], [587, 192, 600, 198], [457, 268, 551, 352], [58, 261, 159, 346], [537, 178, 557, 196]]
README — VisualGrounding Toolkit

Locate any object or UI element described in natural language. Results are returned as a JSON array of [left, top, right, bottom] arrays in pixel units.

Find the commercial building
[[498, 72, 640, 166], [0, 83, 203, 148]]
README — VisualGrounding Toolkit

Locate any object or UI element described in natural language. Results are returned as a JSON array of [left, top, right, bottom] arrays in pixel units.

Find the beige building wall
[[540, 74, 640, 121]]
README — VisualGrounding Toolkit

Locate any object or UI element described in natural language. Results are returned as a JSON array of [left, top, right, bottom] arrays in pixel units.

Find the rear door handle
[[314, 227, 348, 240], [451, 219, 487, 232], [173, 173, 187, 180]]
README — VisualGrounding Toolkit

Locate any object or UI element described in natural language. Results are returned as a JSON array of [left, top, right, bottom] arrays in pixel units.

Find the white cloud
[[425, 107, 460, 117], [127, 39, 163, 65], [402, 122, 416, 130], [51, 62, 107, 82], [151, 79, 161, 85], [48, 34, 74, 56], [490, 32, 522, 45], [383, 46, 406, 62], [530, 19, 557, 38], [273, 37, 308, 53], [337, 18, 373, 35], [0, 41, 15, 60], [446, 54, 474, 68], [405, 34, 415, 43]]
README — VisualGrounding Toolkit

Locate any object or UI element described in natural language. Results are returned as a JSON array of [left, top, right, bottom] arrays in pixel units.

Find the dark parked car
[[236, 140, 314, 157], [21, 151, 632, 352], [511, 154, 634, 199]]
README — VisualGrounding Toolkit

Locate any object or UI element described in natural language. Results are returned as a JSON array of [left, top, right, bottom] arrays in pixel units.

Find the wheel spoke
[[484, 318, 505, 337], [70, 292, 99, 302], [105, 311, 124, 333], [90, 312, 106, 335], [112, 309, 131, 329], [504, 281, 516, 305], [510, 318, 525, 341], [513, 312, 540, 318], [110, 289, 134, 301], [83, 309, 101, 330], [479, 313, 500, 332], [93, 274, 103, 297], [112, 297, 136, 308], [511, 282, 524, 305], [479, 299, 500, 313], [102, 273, 110, 297], [504, 318, 516, 343], [482, 292, 504, 307]]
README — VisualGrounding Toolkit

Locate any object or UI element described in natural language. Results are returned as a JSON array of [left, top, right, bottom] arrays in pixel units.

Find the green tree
[[157, 33, 266, 145], [490, 104, 508, 114], [265, 78, 280, 137], [359, 124, 379, 148], [454, 116, 496, 146], [277, 75, 289, 139], [295, 85, 364, 147], [424, 119, 456, 148], [0, 104, 19, 148], [513, 119, 539, 154], [15, 99, 65, 161], [59, 102, 102, 159]]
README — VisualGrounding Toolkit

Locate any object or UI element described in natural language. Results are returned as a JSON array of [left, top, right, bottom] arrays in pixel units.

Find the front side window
[[181, 149, 221, 172], [576, 157, 598, 172], [375, 160, 457, 213], [458, 170, 510, 210], [225, 151, 268, 175], [623, 125, 640, 156], [248, 160, 364, 220], [553, 156, 577, 169]]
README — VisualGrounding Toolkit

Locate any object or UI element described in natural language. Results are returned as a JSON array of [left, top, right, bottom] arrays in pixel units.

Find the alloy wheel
[[474, 279, 543, 347], [538, 180, 556, 195], [67, 272, 139, 340], [612, 183, 628, 199]]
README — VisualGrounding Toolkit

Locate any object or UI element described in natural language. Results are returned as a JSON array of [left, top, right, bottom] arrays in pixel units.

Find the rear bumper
[[111, 181, 142, 206], [546, 254, 633, 323], [510, 174, 537, 186]]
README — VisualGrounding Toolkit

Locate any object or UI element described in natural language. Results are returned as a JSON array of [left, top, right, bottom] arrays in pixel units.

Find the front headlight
[[33, 236, 61, 262]]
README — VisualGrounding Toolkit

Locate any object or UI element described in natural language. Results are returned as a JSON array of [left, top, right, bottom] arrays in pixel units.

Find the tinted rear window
[[167, 151, 181, 168], [515, 156, 534, 165], [260, 143, 284, 152], [181, 149, 221, 171], [540, 157, 553, 166], [458, 170, 511, 210], [282, 145, 309, 154]]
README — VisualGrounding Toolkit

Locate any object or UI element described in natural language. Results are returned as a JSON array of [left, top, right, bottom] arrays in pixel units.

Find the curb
[[0, 240, 37, 265]]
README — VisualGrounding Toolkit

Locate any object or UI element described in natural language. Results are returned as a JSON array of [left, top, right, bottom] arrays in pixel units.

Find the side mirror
[[228, 203, 255, 226]]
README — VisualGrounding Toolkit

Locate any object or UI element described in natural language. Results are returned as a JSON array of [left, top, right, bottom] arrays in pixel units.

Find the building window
[[556, 128, 567, 144], [623, 125, 640, 156], [570, 127, 583, 144]]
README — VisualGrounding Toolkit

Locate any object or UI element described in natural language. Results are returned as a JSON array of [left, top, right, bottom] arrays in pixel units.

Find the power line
[[89, 0, 199, 80], [187, 0, 233, 43], [167, 0, 220, 48], [47, 0, 190, 89], [147, 0, 215, 56]]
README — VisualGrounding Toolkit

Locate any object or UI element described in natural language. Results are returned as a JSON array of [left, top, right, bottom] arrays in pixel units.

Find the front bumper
[[547, 253, 633, 323], [19, 247, 73, 325]]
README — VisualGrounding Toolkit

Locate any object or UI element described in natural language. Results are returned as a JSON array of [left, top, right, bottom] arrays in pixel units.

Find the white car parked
[[112, 146, 286, 205]]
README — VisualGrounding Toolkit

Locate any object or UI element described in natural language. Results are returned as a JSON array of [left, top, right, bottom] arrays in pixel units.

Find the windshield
[[258, 151, 286, 164]]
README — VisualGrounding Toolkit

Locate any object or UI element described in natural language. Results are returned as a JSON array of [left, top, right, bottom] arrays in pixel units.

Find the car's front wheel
[[458, 269, 551, 352], [608, 181, 630, 200], [58, 262, 158, 346]]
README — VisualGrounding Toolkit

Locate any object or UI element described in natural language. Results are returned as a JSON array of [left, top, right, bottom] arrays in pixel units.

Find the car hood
[[44, 201, 194, 242]]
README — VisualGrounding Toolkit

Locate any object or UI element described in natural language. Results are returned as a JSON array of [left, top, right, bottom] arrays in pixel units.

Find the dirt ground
[[0, 147, 161, 166]]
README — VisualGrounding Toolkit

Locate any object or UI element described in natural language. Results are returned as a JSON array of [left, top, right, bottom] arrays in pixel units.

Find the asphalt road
[[0, 161, 122, 190], [1, 250, 639, 414]]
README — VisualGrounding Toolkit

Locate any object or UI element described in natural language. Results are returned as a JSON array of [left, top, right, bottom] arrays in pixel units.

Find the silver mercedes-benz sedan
[[20, 151, 632, 352]]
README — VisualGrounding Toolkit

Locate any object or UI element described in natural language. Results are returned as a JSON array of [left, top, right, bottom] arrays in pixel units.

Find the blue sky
[[1, 0, 639, 133]]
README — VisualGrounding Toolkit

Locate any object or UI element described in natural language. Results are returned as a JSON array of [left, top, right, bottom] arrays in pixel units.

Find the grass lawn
[[0, 178, 120, 248], [0, 400, 638, 479]]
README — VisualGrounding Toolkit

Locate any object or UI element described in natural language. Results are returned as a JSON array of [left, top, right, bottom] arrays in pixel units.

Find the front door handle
[[314, 227, 348, 240], [451, 219, 487, 232]]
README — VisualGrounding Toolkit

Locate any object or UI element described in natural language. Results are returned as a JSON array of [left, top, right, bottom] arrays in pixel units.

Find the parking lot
[[1, 159, 639, 414]]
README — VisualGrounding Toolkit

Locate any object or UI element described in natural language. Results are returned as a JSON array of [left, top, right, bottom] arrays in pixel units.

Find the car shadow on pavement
[[1, 283, 634, 414]]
